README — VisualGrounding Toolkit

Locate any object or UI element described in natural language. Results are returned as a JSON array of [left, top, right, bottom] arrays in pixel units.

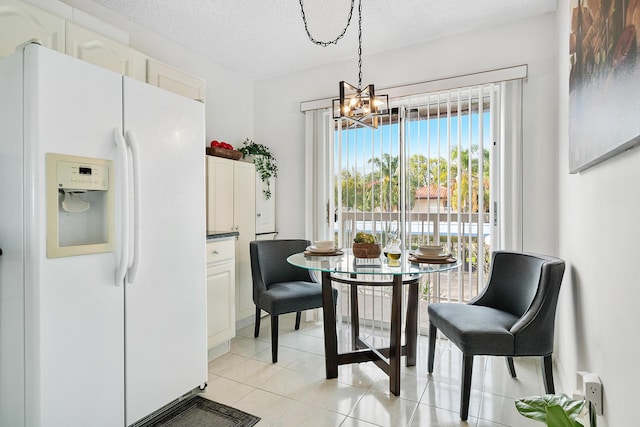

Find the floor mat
[[140, 395, 260, 427]]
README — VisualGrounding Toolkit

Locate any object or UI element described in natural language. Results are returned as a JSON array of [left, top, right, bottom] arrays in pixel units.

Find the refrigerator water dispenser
[[46, 153, 114, 258]]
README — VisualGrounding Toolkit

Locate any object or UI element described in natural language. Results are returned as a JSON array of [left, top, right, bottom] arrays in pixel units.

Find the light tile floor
[[202, 313, 550, 426]]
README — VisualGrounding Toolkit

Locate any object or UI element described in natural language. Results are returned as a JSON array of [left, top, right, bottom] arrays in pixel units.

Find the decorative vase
[[352, 243, 382, 258]]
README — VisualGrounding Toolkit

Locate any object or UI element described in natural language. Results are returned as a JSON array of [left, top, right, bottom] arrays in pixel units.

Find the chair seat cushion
[[260, 281, 330, 315], [428, 303, 520, 356]]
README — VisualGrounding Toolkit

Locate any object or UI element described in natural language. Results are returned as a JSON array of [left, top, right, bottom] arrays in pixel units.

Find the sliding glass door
[[304, 76, 523, 334], [333, 84, 502, 308]]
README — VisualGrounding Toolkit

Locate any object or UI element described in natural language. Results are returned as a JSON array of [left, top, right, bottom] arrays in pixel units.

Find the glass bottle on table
[[386, 237, 401, 260], [383, 220, 399, 258]]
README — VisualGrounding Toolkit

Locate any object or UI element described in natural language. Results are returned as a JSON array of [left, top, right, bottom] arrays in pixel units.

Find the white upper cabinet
[[147, 59, 206, 102], [65, 22, 146, 81], [206, 156, 235, 232], [255, 176, 276, 234], [3, 0, 204, 101], [0, 0, 65, 57]]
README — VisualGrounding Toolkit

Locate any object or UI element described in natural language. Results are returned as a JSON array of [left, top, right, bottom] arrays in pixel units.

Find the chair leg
[[254, 306, 261, 338], [427, 322, 437, 373], [460, 355, 474, 421], [506, 356, 517, 377], [295, 311, 302, 330], [271, 315, 279, 363], [542, 355, 555, 394]]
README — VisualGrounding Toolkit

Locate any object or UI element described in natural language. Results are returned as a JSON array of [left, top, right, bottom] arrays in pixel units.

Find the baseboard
[[235, 308, 319, 331], [208, 341, 230, 362], [554, 353, 574, 395], [235, 314, 256, 331]]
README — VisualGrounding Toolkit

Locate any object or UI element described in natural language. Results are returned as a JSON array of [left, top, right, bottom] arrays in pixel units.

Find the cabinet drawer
[[206, 238, 234, 264]]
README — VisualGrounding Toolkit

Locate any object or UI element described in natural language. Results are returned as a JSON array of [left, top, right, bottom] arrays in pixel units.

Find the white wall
[[556, 3, 640, 426], [29, 0, 255, 147], [255, 13, 559, 255]]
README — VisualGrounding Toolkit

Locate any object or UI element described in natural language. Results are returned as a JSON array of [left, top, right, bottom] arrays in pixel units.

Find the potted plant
[[352, 232, 381, 258], [515, 394, 595, 427], [237, 138, 278, 199]]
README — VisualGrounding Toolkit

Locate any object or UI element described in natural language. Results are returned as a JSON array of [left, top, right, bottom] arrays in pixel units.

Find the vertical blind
[[334, 85, 496, 305], [303, 68, 524, 334]]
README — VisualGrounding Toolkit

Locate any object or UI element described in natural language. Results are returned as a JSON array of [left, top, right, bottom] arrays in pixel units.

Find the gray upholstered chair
[[427, 250, 566, 420], [250, 239, 336, 363]]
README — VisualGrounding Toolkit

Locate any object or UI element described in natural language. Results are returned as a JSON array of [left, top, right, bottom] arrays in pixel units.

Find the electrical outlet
[[583, 373, 603, 416]]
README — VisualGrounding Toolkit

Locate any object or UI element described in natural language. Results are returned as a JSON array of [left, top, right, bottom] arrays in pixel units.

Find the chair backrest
[[472, 251, 565, 355], [249, 239, 314, 293], [473, 251, 547, 316]]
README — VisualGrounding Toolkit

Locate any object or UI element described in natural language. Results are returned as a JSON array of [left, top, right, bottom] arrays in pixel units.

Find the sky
[[335, 111, 490, 172]]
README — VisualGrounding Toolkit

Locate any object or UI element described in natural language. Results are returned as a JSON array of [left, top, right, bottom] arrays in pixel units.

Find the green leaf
[[237, 138, 278, 199], [515, 398, 550, 422], [547, 405, 583, 427], [515, 394, 585, 425]]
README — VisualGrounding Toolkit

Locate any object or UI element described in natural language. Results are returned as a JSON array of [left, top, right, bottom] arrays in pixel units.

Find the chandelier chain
[[298, 0, 355, 47], [357, 0, 362, 89]]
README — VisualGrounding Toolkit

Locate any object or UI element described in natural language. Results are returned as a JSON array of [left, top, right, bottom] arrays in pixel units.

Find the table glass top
[[287, 249, 460, 276]]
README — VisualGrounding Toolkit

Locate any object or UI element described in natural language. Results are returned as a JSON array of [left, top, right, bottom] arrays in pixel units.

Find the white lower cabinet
[[206, 237, 235, 354]]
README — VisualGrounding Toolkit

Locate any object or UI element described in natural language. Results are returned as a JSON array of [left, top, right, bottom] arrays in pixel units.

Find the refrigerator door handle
[[125, 129, 142, 284], [113, 128, 129, 287]]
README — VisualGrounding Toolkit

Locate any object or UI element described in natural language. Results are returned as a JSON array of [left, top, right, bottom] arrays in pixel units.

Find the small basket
[[352, 243, 382, 258], [206, 146, 243, 160]]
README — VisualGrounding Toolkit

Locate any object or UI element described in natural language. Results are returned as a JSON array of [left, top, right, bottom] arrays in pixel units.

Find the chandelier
[[299, 0, 388, 129]]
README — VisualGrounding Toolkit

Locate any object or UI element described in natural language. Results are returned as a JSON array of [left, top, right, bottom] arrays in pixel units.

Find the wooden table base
[[320, 271, 419, 396]]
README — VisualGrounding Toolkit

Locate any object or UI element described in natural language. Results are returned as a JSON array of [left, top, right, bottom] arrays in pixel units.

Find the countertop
[[206, 230, 239, 240]]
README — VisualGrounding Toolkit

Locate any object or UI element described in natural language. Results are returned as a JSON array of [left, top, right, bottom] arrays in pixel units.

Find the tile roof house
[[413, 184, 448, 213]]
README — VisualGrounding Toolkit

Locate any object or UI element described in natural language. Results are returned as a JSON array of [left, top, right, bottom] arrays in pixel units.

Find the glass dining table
[[287, 249, 460, 396]]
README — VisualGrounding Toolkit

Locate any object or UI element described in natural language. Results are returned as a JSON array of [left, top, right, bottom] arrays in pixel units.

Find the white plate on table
[[409, 253, 457, 264], [306, 245, 340, 254], [410, 252, 452, 261]]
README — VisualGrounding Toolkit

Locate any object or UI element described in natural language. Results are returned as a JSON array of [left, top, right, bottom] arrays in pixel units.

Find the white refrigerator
[[0, 44, 207, 426]]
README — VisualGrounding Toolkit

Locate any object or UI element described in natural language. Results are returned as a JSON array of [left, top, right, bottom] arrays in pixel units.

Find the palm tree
[[368, 154, 399, 212], [407, 154, 449, 210], [449, 145, 490, 213], [336, 168, 368, 212], [447, 145, 491, 271]]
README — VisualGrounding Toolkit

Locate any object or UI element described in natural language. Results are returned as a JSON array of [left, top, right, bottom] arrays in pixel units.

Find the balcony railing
[[332, 210, 490, 334]]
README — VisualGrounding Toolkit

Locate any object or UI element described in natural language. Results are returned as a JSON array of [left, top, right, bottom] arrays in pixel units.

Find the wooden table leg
[[321, 271, 338, 378], [405, 280, 418, 367], [389, 275, 402, 395]]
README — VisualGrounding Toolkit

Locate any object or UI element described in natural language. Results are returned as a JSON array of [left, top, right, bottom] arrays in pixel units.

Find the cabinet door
[[255, 176, 276, 234], [147, 59, 205, 102], [233, 161, 256, 321], [206, 156, 235, 232], [0, 0, 65, 58], [66, 22, 146, 81], [206, 261, 235, 348]]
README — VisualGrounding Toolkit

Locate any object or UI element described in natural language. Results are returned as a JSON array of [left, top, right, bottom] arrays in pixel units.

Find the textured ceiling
[[90, 0, 556, 80]]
